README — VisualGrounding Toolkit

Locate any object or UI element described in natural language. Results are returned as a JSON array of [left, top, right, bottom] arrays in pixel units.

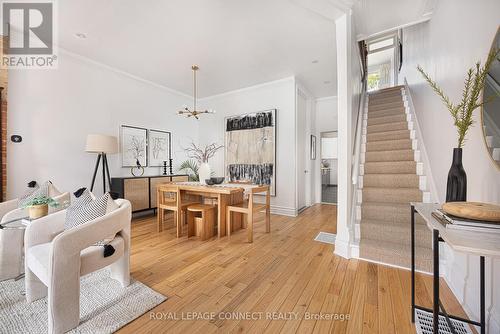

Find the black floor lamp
[[85, 134, 118, 194]]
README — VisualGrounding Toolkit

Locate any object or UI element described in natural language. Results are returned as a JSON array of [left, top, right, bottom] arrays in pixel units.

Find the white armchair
[[0, 192, 70, 281], [24, 199, 132, 334]]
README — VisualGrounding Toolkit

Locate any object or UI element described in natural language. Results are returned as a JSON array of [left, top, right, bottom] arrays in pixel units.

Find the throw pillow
[[65, 190, 118, 248]]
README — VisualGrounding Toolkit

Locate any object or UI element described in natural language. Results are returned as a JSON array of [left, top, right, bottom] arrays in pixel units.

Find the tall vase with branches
[[179, 142, 223, 184], [417, 48, 500, 202]]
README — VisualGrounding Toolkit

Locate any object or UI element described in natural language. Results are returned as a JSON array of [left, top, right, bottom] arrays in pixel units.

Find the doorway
[[320, 131, 337, 204]]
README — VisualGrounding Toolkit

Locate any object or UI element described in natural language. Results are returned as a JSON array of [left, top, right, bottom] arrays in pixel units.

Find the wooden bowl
[[442, 202, 500, 222]]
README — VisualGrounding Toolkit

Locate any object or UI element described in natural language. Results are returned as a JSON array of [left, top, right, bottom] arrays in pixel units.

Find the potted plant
[[183, 142, 223, 185], [178, 159, 200, 181], [22, 195, 59, 219], [417, 48, 500, 202]]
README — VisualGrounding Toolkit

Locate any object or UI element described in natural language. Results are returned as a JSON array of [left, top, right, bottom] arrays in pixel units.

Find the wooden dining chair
[[157, 184, 199, 237], [226, 185, 271, 243]]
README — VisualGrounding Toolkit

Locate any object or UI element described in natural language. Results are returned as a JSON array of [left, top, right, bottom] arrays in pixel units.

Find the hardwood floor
[[118, 204, 469, 334]]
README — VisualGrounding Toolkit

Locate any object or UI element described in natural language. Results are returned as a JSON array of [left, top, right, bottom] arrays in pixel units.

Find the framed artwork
[[121, 125, 148, 167], [148, 129, 171, 167], [224, 109, 277, 196], [310, 135, 317, 160]]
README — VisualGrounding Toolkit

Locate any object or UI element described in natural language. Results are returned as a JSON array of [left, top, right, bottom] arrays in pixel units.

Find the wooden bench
[[187, 203, 216, 240]]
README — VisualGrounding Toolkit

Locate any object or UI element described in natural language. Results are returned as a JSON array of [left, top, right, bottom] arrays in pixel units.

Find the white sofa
[[24, 199, 132, 334], [0, 192, 70, 281]]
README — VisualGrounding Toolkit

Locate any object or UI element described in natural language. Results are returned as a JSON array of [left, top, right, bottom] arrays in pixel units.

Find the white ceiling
[[58, 0, 342, 98], [353, 0, 435, 40]]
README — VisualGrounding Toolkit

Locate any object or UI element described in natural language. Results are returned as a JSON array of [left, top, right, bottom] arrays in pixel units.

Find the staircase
[[356, 86, 432, 272]]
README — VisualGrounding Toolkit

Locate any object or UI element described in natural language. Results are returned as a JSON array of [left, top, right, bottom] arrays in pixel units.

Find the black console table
[[111, 174, 188, 213]]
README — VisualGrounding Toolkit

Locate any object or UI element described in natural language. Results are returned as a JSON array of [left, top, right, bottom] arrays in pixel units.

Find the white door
[[297, 90, 308, 212]]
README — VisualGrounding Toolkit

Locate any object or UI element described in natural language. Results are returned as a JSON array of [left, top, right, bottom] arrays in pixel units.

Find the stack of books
[[432, 209, 500, 234]]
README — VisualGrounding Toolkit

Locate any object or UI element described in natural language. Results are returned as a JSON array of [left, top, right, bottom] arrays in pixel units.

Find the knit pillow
[[65, 191, 118, 247]]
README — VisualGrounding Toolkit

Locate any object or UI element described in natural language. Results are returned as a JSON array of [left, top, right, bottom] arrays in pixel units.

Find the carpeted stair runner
[[358, 86, 432, 272]]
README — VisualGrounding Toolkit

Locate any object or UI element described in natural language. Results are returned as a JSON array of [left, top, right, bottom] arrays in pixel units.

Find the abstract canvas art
[[148, 129, 171, 167], [121, 125, 148, 167], [225, 109, 276, 196]]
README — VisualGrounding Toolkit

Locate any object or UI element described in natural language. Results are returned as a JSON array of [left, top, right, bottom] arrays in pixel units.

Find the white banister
[[351, 89, 367, 185]]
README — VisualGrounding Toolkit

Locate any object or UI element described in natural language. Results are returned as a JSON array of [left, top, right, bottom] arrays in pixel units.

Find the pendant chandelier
[[177, 65, 215, 119]]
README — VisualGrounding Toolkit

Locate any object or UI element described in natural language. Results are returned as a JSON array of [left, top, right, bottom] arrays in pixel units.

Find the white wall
[[399, 0, 500, 331], [335, 10, 363, 259], [197, 77, 298, 216], [314, 96, 338, 203], [7, 50, 197, 198]]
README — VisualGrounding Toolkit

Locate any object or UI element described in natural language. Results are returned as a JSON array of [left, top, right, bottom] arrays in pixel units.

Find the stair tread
[[367, 120, 407, 127], [360, 218, 427, 227], [363, 186, 421, 190], [367, 138, 410, 144], [360, 238, 432, 256], [361, 202, 412, 209], [368, 111, 406, 118], [363, 173, 418, 177], [365, 148, 414, 153], [364, 160, 416, 165]]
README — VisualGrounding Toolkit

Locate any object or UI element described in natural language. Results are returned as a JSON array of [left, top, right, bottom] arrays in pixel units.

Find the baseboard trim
[[334, 239, 351, 259], [270, 205, 297, 217]]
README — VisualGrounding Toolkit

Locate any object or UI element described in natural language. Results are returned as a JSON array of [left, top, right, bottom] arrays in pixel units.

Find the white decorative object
[[184, 142, 223, 183], [198, 163, 211, 185]]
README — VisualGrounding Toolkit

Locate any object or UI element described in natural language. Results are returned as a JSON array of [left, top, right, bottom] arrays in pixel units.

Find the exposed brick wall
[[0, 36, 7, 201]]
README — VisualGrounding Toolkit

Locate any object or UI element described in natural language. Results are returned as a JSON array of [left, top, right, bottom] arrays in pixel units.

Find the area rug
[[0, 269, 166, 334]]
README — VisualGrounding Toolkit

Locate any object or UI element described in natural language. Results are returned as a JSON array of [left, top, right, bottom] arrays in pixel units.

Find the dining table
[[157, 182, 259, 238]]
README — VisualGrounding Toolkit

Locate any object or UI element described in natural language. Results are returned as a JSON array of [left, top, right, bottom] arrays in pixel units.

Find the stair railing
[[349, 81, 368, 245]]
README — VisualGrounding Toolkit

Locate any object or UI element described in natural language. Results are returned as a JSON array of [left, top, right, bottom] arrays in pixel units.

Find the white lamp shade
[[85, 134, 118, 154]]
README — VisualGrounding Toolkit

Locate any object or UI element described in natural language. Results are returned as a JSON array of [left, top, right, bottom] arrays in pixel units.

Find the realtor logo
[[1, 0, 57, 69]]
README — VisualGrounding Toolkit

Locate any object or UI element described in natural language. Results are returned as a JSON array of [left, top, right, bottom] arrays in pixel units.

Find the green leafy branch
[[417, 48, 500, 148], [178, 159, 200, 181], [22, 196, 59, 208]]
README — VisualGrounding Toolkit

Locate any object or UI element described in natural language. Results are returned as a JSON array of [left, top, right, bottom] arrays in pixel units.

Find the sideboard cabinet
[[111, 175, 189, 212]]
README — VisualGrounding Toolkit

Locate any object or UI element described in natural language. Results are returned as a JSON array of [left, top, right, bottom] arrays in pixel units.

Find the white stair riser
[[354, 222, 360, 239], [417, 162, 424, 175], [419, 175, 427, 191]]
